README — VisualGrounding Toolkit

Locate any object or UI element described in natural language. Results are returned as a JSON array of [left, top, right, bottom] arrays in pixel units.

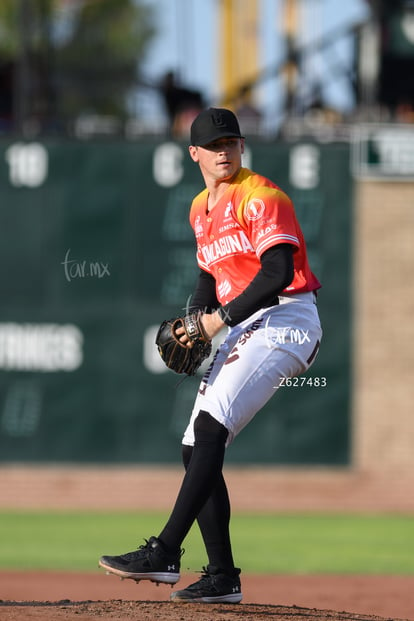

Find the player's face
[[189, 137, 244, 183]]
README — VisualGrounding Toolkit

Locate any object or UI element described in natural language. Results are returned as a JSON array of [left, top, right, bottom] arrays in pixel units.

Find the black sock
[[180, 444, 235, 571], [158, 411, 228, 553], [196, 471, 235, 572]]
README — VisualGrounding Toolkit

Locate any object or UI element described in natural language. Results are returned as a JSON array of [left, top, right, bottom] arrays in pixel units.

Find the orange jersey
[[189, 167, 321, 305]]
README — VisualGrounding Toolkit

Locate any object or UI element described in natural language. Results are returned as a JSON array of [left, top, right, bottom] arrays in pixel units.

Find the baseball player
[[99, 108, 322, 603]]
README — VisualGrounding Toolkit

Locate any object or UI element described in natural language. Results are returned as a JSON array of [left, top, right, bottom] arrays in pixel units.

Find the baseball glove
[[155, 313, 212, 376]]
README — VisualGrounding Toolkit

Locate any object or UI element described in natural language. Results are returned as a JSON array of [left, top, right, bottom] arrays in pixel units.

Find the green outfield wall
[[0, 139, 352, 464]]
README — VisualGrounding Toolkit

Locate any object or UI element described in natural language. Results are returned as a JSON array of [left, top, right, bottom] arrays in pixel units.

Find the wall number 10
[[5, 142, 48, 187]]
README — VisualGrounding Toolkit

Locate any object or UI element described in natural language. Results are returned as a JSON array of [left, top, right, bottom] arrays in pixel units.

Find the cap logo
[[212, 110, 227, 128]]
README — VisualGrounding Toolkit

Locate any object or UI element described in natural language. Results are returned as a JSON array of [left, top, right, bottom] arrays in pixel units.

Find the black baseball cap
[[190, 107, 244, 146]]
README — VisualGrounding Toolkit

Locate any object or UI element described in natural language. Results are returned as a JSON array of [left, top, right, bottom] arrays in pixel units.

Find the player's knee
[[194, 410, 228, 445]]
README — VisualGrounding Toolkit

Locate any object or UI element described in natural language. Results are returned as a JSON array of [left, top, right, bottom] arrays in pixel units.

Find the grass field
[[1, 511, 413, 575]]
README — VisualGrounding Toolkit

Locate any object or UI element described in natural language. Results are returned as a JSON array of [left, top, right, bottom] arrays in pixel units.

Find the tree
[[0, 0, 155, 132]]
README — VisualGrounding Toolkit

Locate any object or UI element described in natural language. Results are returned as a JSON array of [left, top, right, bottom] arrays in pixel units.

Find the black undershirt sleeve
[[189, 244, 294, 328], [189, 268, 219, 313], [219, 244, 294, 327]]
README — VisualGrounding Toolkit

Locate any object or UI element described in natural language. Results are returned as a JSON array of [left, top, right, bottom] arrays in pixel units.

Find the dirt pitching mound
[[1, 571, 413, 621], [0, 600, 410, 621]]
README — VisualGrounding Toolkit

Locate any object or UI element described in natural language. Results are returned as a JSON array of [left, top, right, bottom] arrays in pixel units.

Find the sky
[[139, 0, 371, 130]]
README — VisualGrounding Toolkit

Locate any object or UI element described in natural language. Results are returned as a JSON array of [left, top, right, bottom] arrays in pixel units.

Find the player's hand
[[175, 324, 193, 348], [175, 311, 224, 346], [200, 311, 225, 340]]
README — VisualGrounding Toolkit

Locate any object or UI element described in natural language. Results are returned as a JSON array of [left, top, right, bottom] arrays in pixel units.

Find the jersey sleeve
[[237, 186, 300, 258], [189, 189, 212, 273]]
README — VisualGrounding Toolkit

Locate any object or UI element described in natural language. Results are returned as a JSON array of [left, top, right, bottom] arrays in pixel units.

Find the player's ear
[[240, 138, 245, 154], [189, 145, 199, 162]]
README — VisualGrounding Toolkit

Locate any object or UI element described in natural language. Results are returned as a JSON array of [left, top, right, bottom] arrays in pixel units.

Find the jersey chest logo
[[199, 230, 254, 266]]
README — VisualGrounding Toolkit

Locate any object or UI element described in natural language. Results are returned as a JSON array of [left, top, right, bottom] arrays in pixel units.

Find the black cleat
[[99, 536, 182, 585], [170, 564, 242, 603]]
